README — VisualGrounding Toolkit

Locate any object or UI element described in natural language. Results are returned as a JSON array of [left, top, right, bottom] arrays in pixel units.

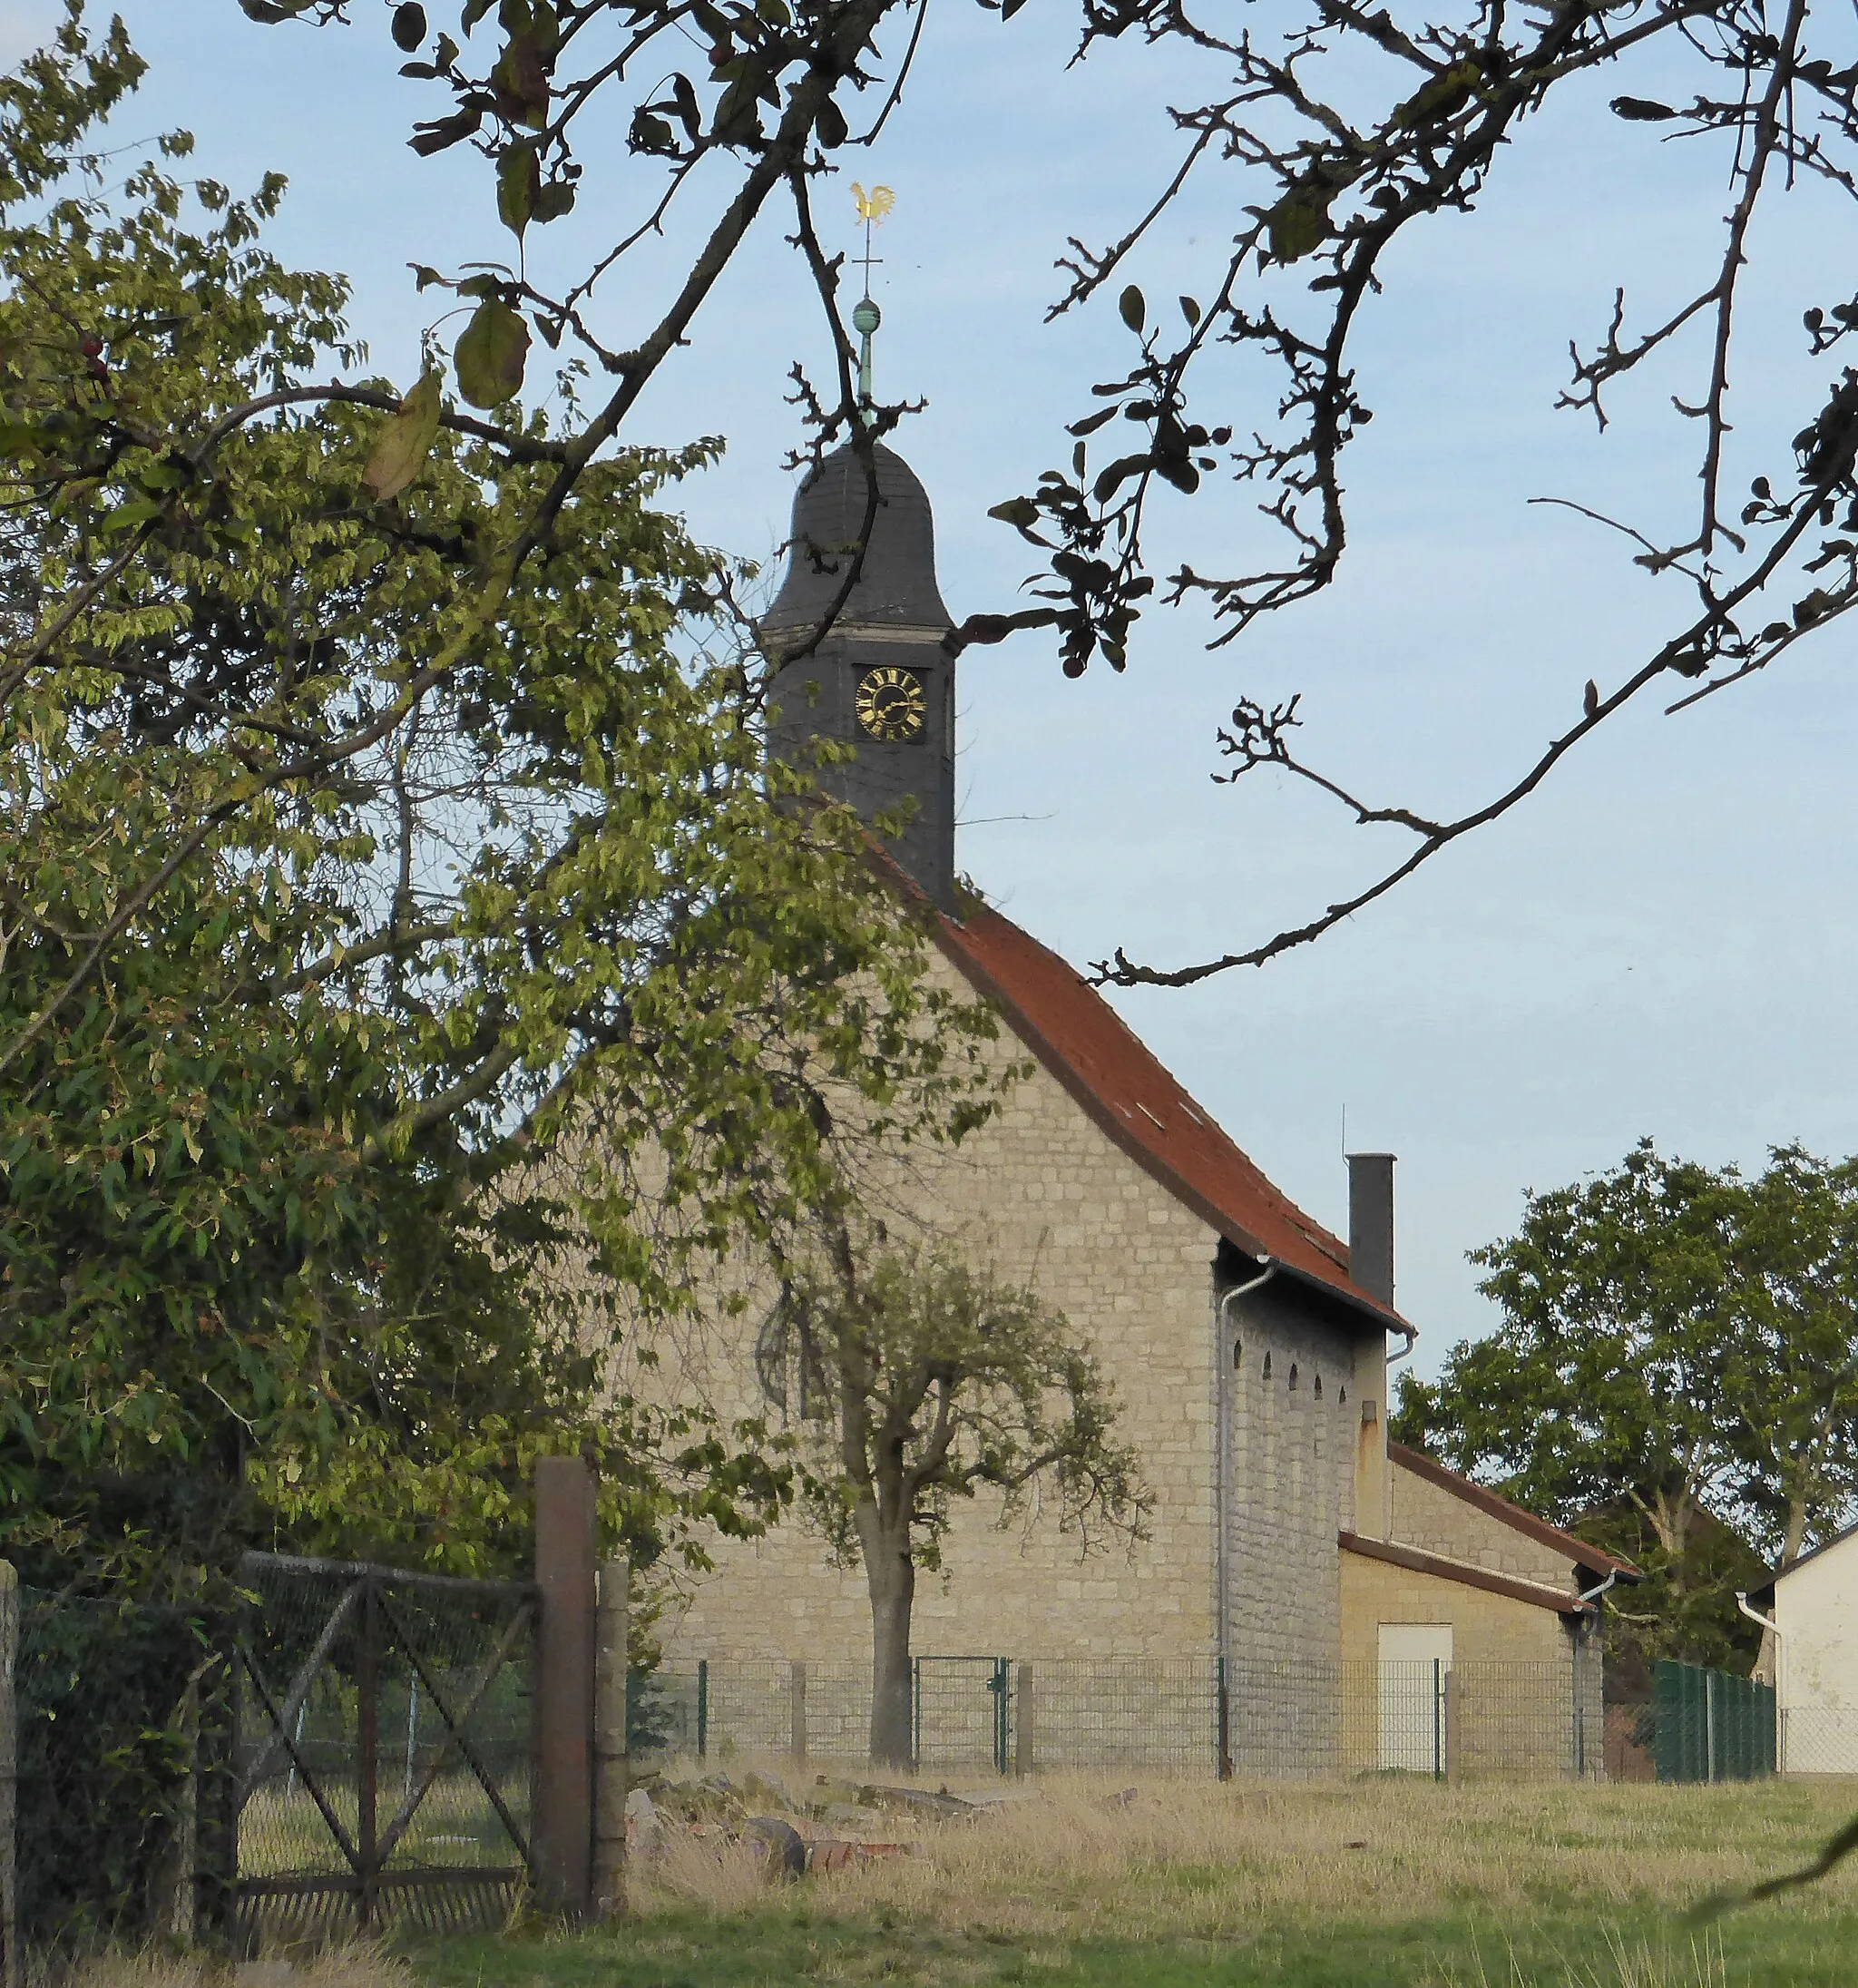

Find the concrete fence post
[[789, 1662, 807, 1768], [1013, 1662, 1033, 1780], [1442, 1668, 1461, 1787], [592, 1557, 630, 1923], [533, 1457, 597, 1921], [2, 1562, 17, 1988]]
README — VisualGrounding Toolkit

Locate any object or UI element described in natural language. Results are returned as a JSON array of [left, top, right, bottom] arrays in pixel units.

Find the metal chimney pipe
[[1347, 1152, 1396, 1312]]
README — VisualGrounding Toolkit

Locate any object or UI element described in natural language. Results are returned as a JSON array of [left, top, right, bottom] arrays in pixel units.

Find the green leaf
[[816, 99, 848, 148], [492, 33, 550, 127], [531, 181, 576, 224], [986, 496, 1040, 529], [98, 496, 164, 534], [1118, 285, 1145, 335], [462, 0, 495, 30], [392, 3, 429, 50], [497, 141, 540, 236], [1266, 194, 1329, 263], [362, 368, 445, 502], [1092, 454, 1149, 504], [455, 299, 530, 407], [1392, 57, 1482, 130], [1179, 295, 1201, 327]]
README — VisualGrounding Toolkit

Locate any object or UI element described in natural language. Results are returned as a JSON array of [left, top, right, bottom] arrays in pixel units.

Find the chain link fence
[[648, 1647, 1607, 1781], [1778, 1706, 1858, 1774]]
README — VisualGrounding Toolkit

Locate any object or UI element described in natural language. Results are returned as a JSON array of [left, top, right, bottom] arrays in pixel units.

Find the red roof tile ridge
[[930, 900, 1398, 1326], [1386, 1442, 1642, 1580]]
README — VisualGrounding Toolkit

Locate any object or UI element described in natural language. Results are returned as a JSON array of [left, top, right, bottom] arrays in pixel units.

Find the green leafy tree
[[1394, 1139, 1858, 1670], [777, 1235, 1150, 1766], [1715, 1143, 1858, 1571], [0, 12, 1000, 1597]]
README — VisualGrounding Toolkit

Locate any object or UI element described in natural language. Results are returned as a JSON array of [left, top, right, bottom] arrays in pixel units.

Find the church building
[[651, 429, 1637, 1777]]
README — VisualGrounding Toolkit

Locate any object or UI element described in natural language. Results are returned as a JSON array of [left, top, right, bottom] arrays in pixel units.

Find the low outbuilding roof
[[1388, 1442, 1643, 1581]]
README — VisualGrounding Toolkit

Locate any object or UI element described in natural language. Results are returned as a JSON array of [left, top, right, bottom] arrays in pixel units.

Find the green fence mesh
[[1651, 1660, 1775, 1782]]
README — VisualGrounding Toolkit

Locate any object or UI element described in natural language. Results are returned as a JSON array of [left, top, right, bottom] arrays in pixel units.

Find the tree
[[1715, 1143, 1858, 1570], [179, 0, 1858, 993], [1393, 1139, 1858, 1669], [775, 1235, 1149, 1765], [0, 13, 1002, 1596]]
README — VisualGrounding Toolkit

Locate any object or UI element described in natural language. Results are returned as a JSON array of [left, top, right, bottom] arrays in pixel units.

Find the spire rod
[[850, 182, 894, 429]]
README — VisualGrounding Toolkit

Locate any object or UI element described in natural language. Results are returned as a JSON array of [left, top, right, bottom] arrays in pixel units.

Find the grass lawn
[[401, 1775, 1858, 1988]]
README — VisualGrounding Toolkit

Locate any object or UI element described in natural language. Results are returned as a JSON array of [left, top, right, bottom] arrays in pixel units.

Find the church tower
[[760, 439, 957, 912]]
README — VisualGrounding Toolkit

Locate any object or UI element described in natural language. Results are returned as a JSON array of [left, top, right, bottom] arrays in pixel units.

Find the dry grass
[[52, 1778, 1858, 1988], [634, 1772, 1858, 1942]]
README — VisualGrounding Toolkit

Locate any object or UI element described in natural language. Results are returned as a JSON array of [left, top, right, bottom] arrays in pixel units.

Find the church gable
[[662, 968, 1231, 1662], [933, 903, 1398, 1329]]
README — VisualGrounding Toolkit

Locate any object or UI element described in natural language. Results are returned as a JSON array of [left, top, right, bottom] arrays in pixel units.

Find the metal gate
[[912, 1657, 1011, 1774], [233, 1552, 537, 1948]]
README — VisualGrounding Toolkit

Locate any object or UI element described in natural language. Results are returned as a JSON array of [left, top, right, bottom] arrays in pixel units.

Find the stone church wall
[[1222, 1279, 1364, 1678], [652, 967, 1227, 1668]]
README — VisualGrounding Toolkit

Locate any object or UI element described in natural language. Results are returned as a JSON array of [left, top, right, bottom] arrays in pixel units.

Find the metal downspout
[[1570, 1567, 1619, 1778]]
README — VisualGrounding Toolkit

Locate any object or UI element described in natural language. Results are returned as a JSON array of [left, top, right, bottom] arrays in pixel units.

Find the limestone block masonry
[[1387, 1455, 1577, 1589], [1223, 1281, 1364, 1674], [659, 977, 1224, 1664]]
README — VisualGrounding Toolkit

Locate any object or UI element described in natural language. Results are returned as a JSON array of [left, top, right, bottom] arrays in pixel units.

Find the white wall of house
[[1773, 1529, 1858, 1774]]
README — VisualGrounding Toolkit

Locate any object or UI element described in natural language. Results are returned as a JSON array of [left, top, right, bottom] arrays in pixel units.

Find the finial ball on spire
[[853, 298, 882, 336]]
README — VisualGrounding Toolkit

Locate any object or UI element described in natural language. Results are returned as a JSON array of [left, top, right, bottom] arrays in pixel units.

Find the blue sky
[[13, 0, 1858, 1372]]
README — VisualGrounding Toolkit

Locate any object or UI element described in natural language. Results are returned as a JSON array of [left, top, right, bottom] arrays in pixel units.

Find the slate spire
[[762, 440, 957, 909]]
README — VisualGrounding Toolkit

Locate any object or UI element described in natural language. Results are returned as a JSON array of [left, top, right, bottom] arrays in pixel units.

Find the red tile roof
[[1388, 1443, 1643, 1580], [932, 902, 1404, 1332]]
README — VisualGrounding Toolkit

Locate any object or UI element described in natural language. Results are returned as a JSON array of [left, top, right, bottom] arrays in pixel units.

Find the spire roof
[[761, 442, 952, 633]]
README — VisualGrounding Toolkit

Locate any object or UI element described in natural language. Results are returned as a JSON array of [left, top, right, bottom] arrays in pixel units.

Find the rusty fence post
[[533, 1457, 597, 1921], [592, 1558, 630, 1924], [2, 1562, 17, 1988]]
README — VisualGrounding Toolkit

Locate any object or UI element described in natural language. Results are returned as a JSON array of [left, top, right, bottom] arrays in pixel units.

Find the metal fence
[[1777, 1706, 1858, 1775], [233, 1552, 537, 1950], [648, 1648, 1607, 1782], [1648, 1660, 1775, 1783]]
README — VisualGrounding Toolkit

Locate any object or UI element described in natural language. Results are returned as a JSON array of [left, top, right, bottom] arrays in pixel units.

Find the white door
[[1379, 1623, 1452, 1773]]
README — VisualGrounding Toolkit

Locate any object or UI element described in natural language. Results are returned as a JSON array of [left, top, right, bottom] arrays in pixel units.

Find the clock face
[[856, 665, 927, 743]]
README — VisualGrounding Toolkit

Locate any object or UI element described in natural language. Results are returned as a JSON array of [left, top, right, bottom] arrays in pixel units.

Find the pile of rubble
[[624, 1767, 988, 1878]]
